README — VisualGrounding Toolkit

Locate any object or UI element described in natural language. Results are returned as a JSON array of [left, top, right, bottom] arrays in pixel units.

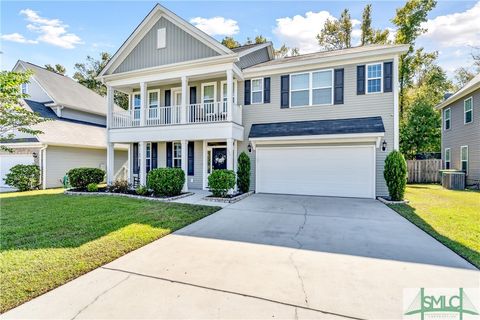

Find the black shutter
[[133, 143, 139, 174], [188, 141, 194, 176], [383, 62, 393, 93], [152, 143, 158, 169], [164, 90, 171, 124], [166, 142, 172, 168], [263, 77, 271, 103], [189, 86, 196, 104], [334, 68, 344, 105], [357, 65, 366, 95], [244, 80, 251, 105], [280, 75, 289, 108]]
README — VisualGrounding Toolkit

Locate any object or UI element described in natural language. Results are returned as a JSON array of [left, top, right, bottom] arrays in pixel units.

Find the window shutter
[[357, 65, 365, 95], [152, 143, 158, 169], [244, 80, 251, 105], [164, 90, 171, 106], [133, 143, 139, 174], [334, 69, 344, 105], [263, 77, 271, 103], [188, 141, 194, 176], [189, 86, 196, 104], [383, 62, 393, 93], [166, 142, 172, 168], [280, 75, 289, 108]]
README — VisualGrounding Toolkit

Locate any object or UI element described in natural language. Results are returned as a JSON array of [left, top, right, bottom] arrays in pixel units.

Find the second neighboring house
[[0, 61, 128, 190], [436, 74, 480, 186]]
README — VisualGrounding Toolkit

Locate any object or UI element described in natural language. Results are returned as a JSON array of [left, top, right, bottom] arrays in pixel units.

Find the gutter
[[39, 144, 48, 190]]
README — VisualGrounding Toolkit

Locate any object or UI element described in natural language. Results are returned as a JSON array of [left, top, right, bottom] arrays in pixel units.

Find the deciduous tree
[[317, 9, 352, 51], [221, 36, 240, 49], [44, 64, 66, 75]]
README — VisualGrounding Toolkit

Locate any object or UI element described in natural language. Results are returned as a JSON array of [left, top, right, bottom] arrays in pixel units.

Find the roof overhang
[[237, 42, 274, 60], [436, 81, 480, 110]]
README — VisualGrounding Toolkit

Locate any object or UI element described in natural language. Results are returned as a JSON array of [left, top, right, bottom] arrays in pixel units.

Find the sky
[[1, 0, 479, 79]]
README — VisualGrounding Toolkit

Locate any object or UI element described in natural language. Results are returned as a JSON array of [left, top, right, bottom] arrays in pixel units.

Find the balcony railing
[[111, 102, 242, 129]]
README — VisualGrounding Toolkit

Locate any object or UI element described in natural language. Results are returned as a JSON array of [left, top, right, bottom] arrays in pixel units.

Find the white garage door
[[256, 145, 375, 198], [0, 155, 35, 188]]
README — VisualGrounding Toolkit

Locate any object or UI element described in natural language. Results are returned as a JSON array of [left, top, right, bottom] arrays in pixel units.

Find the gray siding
[[441, 89, 480, 185], [61, 108, 106, 125], [236, 48, 270, 69], [27, 77, 51, 102], [114, 17, 220, 74]]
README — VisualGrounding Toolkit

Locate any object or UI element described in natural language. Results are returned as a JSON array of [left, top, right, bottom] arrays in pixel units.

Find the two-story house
[[0, 61, 127, 190], [98, 4, 408, 199], [436, 74, 480, 186]]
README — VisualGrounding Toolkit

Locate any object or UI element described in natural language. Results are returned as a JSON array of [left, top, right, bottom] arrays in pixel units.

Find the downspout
[[39, 145, 48, 189]]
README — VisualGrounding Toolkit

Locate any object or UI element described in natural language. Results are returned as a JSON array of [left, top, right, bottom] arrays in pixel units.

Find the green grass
[[388, 184, 480, 268], [0, 189, 220, 313]]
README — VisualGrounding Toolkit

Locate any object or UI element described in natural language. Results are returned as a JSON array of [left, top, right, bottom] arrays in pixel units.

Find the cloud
[[421, 1, 480, 47], [19, 9, 83, 49], [190, 16, 239, 36], [0, 32, 37, 44]]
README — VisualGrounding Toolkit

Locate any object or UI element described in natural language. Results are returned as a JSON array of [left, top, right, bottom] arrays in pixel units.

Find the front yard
[[388, 184, 480, 268], [0, 189, 219, 313]]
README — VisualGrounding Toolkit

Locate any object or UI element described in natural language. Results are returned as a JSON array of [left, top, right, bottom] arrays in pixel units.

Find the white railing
[[111, 103, 242, 128]]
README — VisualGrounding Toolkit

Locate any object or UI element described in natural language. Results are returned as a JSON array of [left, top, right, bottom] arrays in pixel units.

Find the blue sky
[[1, 1, 479, 79]]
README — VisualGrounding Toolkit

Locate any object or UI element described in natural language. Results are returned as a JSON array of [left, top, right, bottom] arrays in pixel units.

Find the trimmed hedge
[[4, 164, 40, 191], [208, 169, 236, 198], [147, 168, 185, 196], [237, 152, 251, 193], [384, 150, 407, 201], [67, 168, 104, 189]]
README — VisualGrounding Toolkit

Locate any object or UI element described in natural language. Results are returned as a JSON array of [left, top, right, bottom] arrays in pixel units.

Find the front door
[[212, 148, 227, 170]]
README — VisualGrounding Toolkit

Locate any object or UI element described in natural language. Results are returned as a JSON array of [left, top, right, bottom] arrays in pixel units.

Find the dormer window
[[157, 28, 166, 49], [21, 83, 28, 94]]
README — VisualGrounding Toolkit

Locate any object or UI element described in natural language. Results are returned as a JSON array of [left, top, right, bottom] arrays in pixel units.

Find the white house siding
[[237, 61, 395, 197], [45, 146, 127, 188], [25, 77, 51, 102]]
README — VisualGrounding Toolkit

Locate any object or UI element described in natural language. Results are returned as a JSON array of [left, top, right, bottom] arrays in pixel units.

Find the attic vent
[[157, 28, 166, 49]]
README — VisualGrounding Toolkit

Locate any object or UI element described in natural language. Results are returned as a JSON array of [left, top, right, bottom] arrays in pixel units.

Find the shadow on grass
[[388, 203, 479, 269]]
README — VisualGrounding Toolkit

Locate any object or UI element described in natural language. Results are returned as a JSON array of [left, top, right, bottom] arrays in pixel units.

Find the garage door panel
[[256, 146, 375, 198]]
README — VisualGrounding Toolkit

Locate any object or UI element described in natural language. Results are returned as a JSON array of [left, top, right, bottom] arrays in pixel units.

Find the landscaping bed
[[65, 187, 194, 202], [204, 191, 254, 203]]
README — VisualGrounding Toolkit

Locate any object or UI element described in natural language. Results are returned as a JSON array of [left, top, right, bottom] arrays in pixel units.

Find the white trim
[[250, 78, 264, 104], [250, 132, 384, 147], [436, 79, 480, 110], [444, 108, 451, 131], [393, 55, 399, 150], [40, 144, 48, 190], [464, 96, 473, 124], [289, 69, 334, 108], [201, 82, 217, 104], [444, 148, 451, 169], [460, 145, 469, 174], [366, 62, 383, 94]]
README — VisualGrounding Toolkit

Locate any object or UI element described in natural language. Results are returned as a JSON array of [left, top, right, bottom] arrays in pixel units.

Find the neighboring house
[[97, 3, 408, 199], [0, 61, 127, 190], [436, 74, 480, 186]]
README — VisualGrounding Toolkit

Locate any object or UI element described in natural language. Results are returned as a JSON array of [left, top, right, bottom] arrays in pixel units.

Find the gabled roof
[[436, 73, 480, 110], [14, 61, 110, 116], [99, 3, 234, 76]]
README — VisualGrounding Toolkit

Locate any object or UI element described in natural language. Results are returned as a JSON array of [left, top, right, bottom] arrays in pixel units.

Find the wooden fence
[[407, 159, 442, 183]]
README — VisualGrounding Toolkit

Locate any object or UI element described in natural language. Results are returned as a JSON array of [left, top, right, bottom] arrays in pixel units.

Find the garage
[[256, 145, 375, 198], [0, 154, 35, 189]]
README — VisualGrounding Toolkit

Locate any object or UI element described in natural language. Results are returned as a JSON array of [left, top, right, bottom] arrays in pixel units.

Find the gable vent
[[157, 28, 166, 49]]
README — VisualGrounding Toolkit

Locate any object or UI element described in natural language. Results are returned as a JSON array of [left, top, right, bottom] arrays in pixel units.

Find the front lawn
[[0, 189, 219, 313], [388, 184, 480, 268]]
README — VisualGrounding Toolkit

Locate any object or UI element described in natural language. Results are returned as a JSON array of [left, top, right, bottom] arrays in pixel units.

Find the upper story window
[[202, 83, 215, 104], [21, 83, 28, 94], [444, 108, 451, 130], [444, 148, 451, 169], [133, 93, 141, 120], [464, 97, 473, 124], [461, 146, 468, 173], [149, 91, 159, 109], [366, 63, 382, 94], [251, 78, 263, 104], [290, 69, 333, 107], [221, 81, 237, 104], [157, 28, 166, 49]]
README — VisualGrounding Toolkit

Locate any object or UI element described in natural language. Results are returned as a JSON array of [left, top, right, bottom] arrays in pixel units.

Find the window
[[461, 146, 468, 173], [464, 97, 473, 124], [202, 84, 215, 104], [133, 93, 141, 120], [157, 28, 166, 49], [444, 108, 451, 130], [146, 143, 152, 173], [366, 63, 382, 93], [173, 142, 182, 168], [148, 91, 159, 119], [444, 148, 451, 169], [221, 81, 237, 112], [251, 78, 263, 104], [290, 70, 333, 107], [21, 83, 28, 94]]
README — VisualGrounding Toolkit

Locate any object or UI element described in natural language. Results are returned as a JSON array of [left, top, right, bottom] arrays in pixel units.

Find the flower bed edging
[[64, 190, 194, 202], [203, 191, 254, 204], [377, 196, 409, 205]]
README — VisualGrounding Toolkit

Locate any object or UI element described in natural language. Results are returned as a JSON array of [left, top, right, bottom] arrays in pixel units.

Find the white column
[[226, 138, 234, 171], [226, 69, 233, 121], [393, 55, 400, 151], [140, 82, 147, 126], [127, 143, 132, 184], [181, 140, 188, 191], [181, 76, 188, 124], [233, 140, 238, 191], [107, 142, 115, 185], [139, 141, 146, 186], [202, 140, 208, 189], [106, 86, 114, 128]]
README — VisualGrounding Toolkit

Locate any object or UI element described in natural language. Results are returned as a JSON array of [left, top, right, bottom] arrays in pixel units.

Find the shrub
[[4, 164, 40, 191], [136, 185, 148, 196], [208, 169, 236, 198], [236, 152, 251, 193], [147, 168, 185, 196], [67, 168, 104, 189], [87, 183, 98, 192], [384, 150, 407, 201], [108, 179, 130, 193]]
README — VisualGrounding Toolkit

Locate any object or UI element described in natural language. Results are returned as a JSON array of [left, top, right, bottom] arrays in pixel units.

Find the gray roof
[[231, 43, 268, 53], [249, 116, 385, 139]]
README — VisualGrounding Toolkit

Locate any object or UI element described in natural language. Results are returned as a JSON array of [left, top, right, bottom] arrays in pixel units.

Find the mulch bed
[[65, 188, 193, 202]]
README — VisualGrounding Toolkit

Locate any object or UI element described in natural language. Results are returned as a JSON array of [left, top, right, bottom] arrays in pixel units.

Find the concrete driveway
[[3, 194, 478, 319]]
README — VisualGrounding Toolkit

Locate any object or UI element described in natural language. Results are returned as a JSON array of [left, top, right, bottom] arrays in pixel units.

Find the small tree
[[237, 152, 251, 193], [384, 151, 407, 201], [4, 164, 40, 191], [208, 170, 236, 197]]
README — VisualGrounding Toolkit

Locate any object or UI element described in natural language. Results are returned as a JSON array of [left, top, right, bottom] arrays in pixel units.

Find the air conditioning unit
[[441, 171, 465, 190]]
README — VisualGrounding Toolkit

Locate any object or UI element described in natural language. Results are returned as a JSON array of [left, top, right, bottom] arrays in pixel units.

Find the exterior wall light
[[32, 152, 38, 159], [382, 140, 387, 152], [247, 143, 252, 153]]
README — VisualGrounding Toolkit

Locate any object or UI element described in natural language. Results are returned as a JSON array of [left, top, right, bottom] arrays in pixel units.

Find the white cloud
[[0, 32, 37, 44], [421, 1, 480, 47], [19, 9, 83, 49], [190, 16, 239, 36]]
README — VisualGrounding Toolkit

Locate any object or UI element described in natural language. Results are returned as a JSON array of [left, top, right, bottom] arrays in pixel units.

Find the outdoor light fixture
[[32, 152, 38, 159], [247, 143, 252, 153], [382, 140, 387, 152]]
